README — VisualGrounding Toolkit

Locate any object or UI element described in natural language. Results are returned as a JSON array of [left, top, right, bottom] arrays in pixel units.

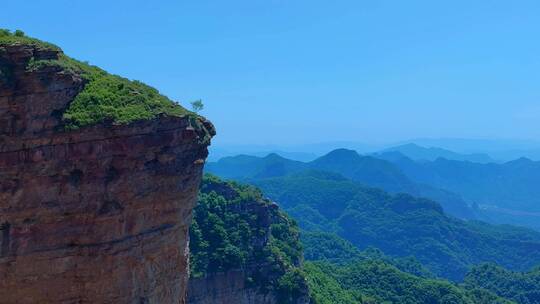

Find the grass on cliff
[[1, 29, 190, 129], [0, 29, 60, 51], [59, 59, 189, 129]]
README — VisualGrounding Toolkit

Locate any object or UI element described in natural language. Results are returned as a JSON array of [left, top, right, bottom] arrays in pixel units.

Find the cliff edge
[[0, 31, 214, 303]]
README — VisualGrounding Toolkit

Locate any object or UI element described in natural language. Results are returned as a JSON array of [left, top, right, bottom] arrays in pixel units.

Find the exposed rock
[[188, 266, 311, 304], [188, 270, 279, 304], [0, 43, 214, 303]]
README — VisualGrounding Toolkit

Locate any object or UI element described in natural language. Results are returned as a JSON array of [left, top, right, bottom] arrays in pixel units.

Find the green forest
[[190, 175, 308, 303], [251, 170, 540, 281], [191, 175, 540, 303]]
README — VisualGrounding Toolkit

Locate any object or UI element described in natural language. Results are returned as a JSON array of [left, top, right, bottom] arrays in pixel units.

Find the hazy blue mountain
[[209, 138, 540, 162], [378, 143, 495, 163], [249, 170, 540, 281], [373, 151, 540, 230], [475, 205, 540, 232], [206, 149, 475, 219], [208, 141, 381, 162], [208, 146, 318, 162], [377, 153, 540, 217], [205, 153, 307, 179], [248, 151, 318, 162], [408, 138, 540, 161], [310, 149, 420, 194]]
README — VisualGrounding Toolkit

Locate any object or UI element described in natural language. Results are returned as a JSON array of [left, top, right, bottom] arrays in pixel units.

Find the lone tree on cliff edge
[[191, 99, 204, 113]]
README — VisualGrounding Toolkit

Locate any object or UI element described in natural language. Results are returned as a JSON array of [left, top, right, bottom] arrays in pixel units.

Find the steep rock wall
[[0, 44, 214, 303], [188, 269, 279, 304]]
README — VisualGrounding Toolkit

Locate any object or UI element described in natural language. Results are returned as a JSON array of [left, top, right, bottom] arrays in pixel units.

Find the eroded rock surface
[[0, 44, 214, 303], [188, 270, 280, 304]]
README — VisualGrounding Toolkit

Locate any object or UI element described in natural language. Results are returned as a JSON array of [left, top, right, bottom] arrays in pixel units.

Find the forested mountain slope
[[378, 143, 495, 163], [206, 150, 474, 219], [377, 152, 540, 211], [464, 263, 540, 304], [188, 175, 309, 304], [249, 171, 540, 281], [189, 175, 526, 304], [208, 147, 540, 230], [306, 261, 514, 304], [376, 151, 540, 230]]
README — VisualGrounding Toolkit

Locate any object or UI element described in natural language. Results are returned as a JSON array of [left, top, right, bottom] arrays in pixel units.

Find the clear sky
[[3, 1, 540, 145]]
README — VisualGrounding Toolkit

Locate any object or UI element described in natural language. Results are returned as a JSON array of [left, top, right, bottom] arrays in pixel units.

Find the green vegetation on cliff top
[[0, 29, 60, 50], [61, 60, 188, 129], [0, 29, 189, 129]]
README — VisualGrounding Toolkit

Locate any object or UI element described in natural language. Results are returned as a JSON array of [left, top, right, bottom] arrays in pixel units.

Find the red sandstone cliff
[[0, 43, 214, 303]]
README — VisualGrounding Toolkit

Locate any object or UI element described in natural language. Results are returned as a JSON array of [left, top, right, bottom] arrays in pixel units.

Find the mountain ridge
[[206, 149, 475, 219], [378, 143, 495, 163]]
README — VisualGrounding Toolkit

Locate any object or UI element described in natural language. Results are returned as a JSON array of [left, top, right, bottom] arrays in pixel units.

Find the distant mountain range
[[409, 138, 540, 161], [209, 138, 540, 162], [206, 147, 540, 230], [193, 174, 535, 303], [206, 150, 474, 219], [376, 143, 495, 163], [376, 151, 540, 227], [204, 168, 540, 281], [209, 146, 319, 162]]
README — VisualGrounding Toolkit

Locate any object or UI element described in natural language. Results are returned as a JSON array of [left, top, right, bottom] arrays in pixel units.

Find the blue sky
[[3, 1, 540, 145]]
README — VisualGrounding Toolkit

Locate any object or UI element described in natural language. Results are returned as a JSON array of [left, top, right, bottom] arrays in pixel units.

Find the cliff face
[[0, 43, 214, 303], [187, 176, 310, 304], [188, 270, 281, 304]]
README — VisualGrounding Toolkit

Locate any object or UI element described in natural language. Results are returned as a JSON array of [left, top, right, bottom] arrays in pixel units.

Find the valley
[[202, 147, 540, 303]]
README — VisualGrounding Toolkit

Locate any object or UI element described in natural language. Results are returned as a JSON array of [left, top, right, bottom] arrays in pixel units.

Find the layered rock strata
[[0, 43, 214, 303]]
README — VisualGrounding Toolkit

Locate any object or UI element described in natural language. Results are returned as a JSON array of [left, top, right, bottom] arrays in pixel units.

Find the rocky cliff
[[0, 33, 214, 303], [187, 175, 310, 304], [188, 270, 282, 304]]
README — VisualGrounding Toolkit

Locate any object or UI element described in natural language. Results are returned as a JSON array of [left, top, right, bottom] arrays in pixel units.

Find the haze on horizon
[[3, 0, 540, 145]]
